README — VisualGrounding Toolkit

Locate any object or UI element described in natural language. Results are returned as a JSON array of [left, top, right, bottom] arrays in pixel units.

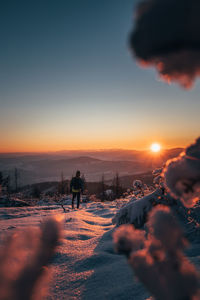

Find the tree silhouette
[[100, 174, 106, 202], [14, 168, 19, 192], [81, 173, 87, 192], [58, 172, 65, 195], [113, 172, 122, 199]]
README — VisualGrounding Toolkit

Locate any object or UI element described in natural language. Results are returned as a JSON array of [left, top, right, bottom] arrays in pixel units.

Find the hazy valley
[[0, 148, 182, 187]]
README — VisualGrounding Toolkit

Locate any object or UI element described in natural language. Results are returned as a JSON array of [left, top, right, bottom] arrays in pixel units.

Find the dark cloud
[[130, 0, 200, 88], [163, 137, 200, 207], [114, 206, 200, 300]]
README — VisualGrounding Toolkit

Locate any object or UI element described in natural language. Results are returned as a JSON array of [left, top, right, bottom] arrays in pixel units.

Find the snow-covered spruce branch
[[163, 137, 200, 207], [112, 188, 175, 228], [113, 138, 200, 299], [113, 205, 200, 300], [130, 0, 200, 88]]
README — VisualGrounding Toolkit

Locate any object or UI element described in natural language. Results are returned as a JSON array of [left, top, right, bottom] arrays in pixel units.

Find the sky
[[0, 0, 200, 152]]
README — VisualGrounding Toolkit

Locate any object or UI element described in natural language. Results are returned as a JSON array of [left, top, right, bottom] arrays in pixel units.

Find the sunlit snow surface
[[1, 200, 200, 299], [0, 201, 150, 300]]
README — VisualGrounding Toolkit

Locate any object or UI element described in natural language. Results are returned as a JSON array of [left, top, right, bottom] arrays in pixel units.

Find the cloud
[[0, 218, 61, 300], [130, 0, 200, 88], [163, 137, 200, 207], [113, 206, 200, 300]]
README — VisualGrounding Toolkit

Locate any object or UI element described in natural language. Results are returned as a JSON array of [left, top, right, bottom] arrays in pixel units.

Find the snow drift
[[130, 0, 200, 88], [112, 189, 162, 228]]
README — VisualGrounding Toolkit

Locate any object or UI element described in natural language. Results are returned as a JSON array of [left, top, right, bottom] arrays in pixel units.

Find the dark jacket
[[70, 177, 83, 193]]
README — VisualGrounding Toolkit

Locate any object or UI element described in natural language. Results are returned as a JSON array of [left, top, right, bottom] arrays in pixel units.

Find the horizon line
[[0, 146, 184, 155]]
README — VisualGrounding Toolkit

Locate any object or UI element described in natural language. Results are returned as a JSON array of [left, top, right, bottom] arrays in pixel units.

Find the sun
[[150, 143, 161, 153]]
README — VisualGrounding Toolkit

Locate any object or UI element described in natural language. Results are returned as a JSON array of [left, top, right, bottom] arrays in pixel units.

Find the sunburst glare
[[150, 143, 161, 153]]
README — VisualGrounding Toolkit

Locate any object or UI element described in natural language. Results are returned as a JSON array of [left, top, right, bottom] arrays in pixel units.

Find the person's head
[[76, 170, 81, 177]]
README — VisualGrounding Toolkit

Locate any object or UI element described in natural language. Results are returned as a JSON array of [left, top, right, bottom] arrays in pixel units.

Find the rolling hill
[[0, 148, 183, 186]]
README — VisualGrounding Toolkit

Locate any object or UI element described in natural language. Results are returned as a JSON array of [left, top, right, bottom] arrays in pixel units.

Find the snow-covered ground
[[0, 199, 200, 299], [0, 201, 150, 299]]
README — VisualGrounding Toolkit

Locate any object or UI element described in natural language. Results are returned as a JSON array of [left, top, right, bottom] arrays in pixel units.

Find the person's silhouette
[[70, 170, 84, 209]]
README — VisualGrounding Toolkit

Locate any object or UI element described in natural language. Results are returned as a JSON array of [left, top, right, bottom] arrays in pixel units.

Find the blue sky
[[1, 0, 200, 152]]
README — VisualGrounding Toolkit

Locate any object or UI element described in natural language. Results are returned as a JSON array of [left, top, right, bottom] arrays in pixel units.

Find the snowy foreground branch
[[0, 218, 61, 300], [130, 0, 200, 88], [113, 206, 200, 300], [113, 137, 200, 299], [163, 137, 200, 207], [112, 190, 159, 227], [112, 189, 174, 228]]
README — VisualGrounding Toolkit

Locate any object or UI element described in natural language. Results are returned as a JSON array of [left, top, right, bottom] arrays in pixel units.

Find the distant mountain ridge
[[0, 148, 183, 186], [0, 147, 183, 160]]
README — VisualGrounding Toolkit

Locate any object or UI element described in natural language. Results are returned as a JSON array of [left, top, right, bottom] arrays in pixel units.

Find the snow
[[163, 137, 200, 207], [0, 201, 150, 300], [112, 190, 161, 228], [113, 206, 200, 299], [133, 180, 143, 189], [1, 195, 200, 299], [130, 0, 200, 88]]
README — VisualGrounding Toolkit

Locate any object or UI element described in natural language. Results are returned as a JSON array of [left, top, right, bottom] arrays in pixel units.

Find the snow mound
[[112, 190, 161, 228]]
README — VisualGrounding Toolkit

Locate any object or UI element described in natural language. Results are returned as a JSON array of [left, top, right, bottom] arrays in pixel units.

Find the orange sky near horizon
[[1, 98, 199, 153], [0, 133, 196, 153], [1, 101, 199, 153]]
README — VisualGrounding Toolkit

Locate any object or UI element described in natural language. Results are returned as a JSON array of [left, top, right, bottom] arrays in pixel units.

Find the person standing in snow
[[70, 170, 84, 209]]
